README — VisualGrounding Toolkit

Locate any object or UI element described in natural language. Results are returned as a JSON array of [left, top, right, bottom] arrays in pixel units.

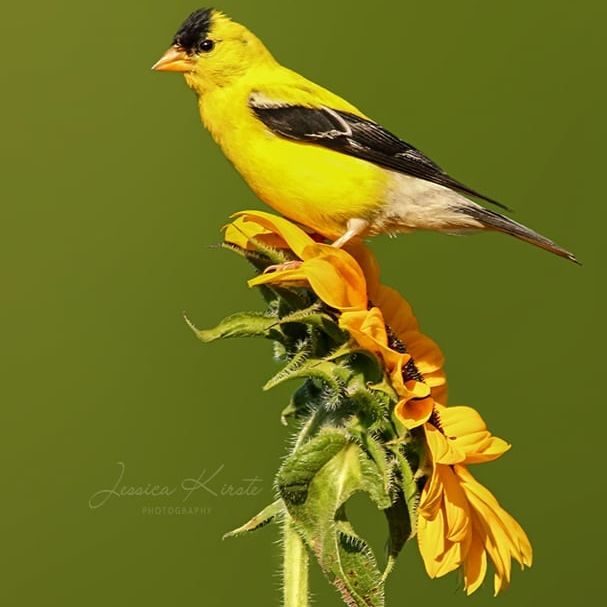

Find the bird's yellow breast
[[197, 79, 388, 239]]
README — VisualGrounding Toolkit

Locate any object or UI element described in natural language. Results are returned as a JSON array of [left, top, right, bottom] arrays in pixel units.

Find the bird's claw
[[263, 260, 303, 274]]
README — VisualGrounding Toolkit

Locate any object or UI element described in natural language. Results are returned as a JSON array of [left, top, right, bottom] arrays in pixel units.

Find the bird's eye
[[199, 39, 215, 53]]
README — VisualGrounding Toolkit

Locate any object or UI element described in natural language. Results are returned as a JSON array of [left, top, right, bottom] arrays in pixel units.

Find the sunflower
[[223, 211, 532, 596], [225, 211, 447, 426], [418, 405, 532, 594]]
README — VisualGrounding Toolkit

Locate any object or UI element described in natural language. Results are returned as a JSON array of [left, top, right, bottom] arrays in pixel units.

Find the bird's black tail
[[461, 206, 579, 264]]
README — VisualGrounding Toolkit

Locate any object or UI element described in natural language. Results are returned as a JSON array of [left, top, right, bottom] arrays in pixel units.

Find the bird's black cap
[[172, 8, 214, 54]]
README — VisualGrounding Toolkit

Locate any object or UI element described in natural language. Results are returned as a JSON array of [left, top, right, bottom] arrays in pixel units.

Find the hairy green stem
[[283, 514, 309, 607]]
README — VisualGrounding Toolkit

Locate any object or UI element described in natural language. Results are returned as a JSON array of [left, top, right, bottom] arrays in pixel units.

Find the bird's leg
[[330, 218, 369, 249]]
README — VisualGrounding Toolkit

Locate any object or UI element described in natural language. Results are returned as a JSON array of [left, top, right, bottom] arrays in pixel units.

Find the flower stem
[[283, 514, 309, 607]]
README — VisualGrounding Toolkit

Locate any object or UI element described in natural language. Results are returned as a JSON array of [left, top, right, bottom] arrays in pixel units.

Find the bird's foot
[[263, 260, 303, 274], [330, 218, 370, 248]]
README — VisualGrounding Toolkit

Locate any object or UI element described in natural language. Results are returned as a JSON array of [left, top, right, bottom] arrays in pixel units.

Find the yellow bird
[[153, 8, 577, 263]]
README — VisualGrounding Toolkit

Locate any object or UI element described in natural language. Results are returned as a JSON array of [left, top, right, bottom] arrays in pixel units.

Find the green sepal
[[356, 434, 393, 509], [277, 305, 347, 344], [264, 341, 313, 391], [221, 239, 289, 267], [223, 499, 286, 540], [278, 431, 386, 607], [264, 357, 344, 394], [277, 430, 348, 506], [280, 380, 323, 425], [185, 311, 279, 343], [382, 492, 410, 580], [391, 446, 421, 539]]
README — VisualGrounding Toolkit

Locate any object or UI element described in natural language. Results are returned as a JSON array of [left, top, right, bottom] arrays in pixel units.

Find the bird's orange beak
[[151, 46, 195, 72]]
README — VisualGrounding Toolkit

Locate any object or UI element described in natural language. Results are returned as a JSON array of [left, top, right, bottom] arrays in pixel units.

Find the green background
[[2, 0, 604, 604]]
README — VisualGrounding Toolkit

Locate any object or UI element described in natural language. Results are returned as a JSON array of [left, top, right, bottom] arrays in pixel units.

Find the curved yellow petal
[[439, 405, 487, 437], [371, 285, 448, 402], [438, 405, 511, 463], [345, 242, 382, 298], [340, 307, 388, 344], [390, 363, 432, 398], [249, 244, 368, 311], [456, 466, 532, 594], [302, 250, 367, 310], [430, 381, 449, 406], [461, 467, 532, 568], [224, 216, 289, 250], [400, 330, 444, 375], [338, 310, 368, 328], [248, 265, 309, 288], [439, 465, 471, 543], [418, 462, 443, 518], [435, 538, 463, 577], [340, 308, 420, 381], [233, 210, 316, 259], [417, 507, 447, 578], [464, 436, 512, 464], [340, 309, 394, 362], [394, 396, 434, 429], [418, 504, 463, 579], [423, 423, 466, 465], [424, 372, 448, 409], [374, 284, 420, 336], [424, 370, 447, 389], [357, 306, 389, 343]]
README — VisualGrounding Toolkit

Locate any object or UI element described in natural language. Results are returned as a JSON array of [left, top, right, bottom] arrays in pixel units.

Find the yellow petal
[[463, 526, 488, 595], [249, 244, 368, 311], [302, 250, 367, 310], [435, 537, 463, 577], [439, 465, 471, 543], [400, 330, 444, 374], [341, 307, 389, 345], [340, 309, 392, 360], [439, 405, 511, 463], [430, 381, 449, 406], [424, 371, 448, 408], [456, 466, 532, 593], [339, 310, 372, 338], [424, 423, 466, 465], [464, 436, 512, 464], [419, 462, 443, 518], [417, 507, 447, 578], [463, 470, 532, 568], [424, 369, 447, 390], [345, 242, 382, 298], [388, 352, 430, 395], [373, 284, 420, 336], [394, 396, 434, 429], [357, 306, 389, 343], [233, 210, 316, 259], [224, 216, 289, 250], [340, 308, 416, 376], [418, 504, 464, 579], [439, 405, 486, 437], [248, 265, 309, 288]]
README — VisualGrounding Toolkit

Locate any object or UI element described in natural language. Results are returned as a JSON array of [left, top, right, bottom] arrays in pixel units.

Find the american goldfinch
[[153, 8, 577, 263]]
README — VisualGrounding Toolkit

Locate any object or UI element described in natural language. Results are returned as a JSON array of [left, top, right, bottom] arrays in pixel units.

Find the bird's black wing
[[249, 96, 509, 211]]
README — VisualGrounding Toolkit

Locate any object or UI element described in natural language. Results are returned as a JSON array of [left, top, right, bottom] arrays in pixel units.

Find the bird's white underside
[[371, 172, 484, 235]]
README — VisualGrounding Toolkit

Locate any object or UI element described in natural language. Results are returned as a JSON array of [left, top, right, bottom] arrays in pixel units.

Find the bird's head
[[152, 8, 274, 94]]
